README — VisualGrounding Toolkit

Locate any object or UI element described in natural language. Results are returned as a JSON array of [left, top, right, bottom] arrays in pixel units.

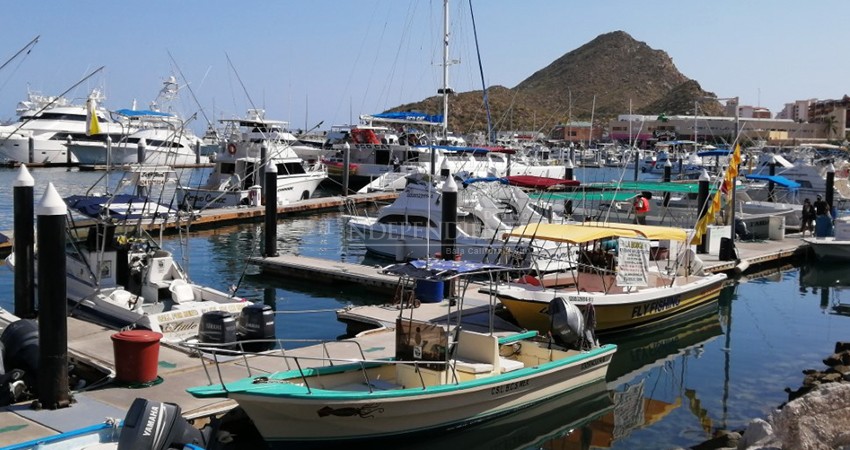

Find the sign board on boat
[[616, 237, 649, 287]]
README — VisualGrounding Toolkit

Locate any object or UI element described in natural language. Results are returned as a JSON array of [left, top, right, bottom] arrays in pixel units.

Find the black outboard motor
[[548, 297, 587, 350], [118, 398, 210, 450], [199, 311, 237, 349], [0, 319, 40, 385], [237, 303, 275, 351]]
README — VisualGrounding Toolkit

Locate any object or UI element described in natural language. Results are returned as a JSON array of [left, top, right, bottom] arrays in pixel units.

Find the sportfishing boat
[[186, 259, 616, 445], [0, 89, 128, 164], [345, 173, 573, 272], [69, 109, 205, 166], [6, 166, 249, 341], [68, 77, 207, 166], [177, 109, 327, 209], [492, 222, 728, 334]]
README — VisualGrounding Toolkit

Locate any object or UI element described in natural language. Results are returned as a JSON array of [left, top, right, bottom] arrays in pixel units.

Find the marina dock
[[0, 191, 398, 255]]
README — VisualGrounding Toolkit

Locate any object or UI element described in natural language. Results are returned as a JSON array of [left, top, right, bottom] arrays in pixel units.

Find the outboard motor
[[237, 303, 275, 352], [199, 311, 237, 349], [548, 297, 587, 350], [117, 398, 210, 450], [0, 319, 39, 384]]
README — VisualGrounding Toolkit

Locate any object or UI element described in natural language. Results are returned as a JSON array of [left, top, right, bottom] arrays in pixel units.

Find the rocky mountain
[[387, 30, 723, 135]]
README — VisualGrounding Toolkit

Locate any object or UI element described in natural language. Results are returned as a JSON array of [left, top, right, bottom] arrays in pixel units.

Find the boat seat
[[169, 279, 195, 303], [453, 359, 494, 374], [499, 357, 524, 373]]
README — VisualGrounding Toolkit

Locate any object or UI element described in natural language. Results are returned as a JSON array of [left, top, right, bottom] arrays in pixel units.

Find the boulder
[[771, 383, 850, 449], [737, 419, 775, 450]]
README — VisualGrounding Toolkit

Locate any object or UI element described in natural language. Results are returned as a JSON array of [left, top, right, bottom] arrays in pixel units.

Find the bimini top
[[65, 194, 175, 221], [503, 222, 687, 244], [744, 174, 801, 189], [361, 111, 444, 125]]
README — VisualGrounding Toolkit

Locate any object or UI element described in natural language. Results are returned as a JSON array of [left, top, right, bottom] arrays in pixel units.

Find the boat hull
[[178, 174, 325, 209], [496, 273, 727, 334], [803, 237, 850, 261], [203, 344, 615, 444]]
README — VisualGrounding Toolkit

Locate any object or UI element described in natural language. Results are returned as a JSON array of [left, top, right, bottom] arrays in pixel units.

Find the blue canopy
[[382, 258, 520, 280], [697, 150, 732, 157], [370, 111, 443, 124], [114, 109, 174, 118], [65, 194, 174, 220], [745, 174, 801, 189], [462, 176, 506, 187]]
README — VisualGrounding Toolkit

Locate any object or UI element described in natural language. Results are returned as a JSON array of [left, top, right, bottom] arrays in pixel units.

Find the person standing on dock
[[633, 193, 649, 225], [801, 198, 815, 236], [813, 194, 833, 237]]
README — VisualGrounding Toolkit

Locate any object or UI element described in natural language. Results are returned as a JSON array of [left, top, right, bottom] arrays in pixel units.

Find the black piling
[[564, 159, 574, 181], [260, 145, 268, 199], [696, 170, 710, 254], [440, 173, 458, 261], [263, 163, 279, 258], [506, 153, 512, 177], [662, 160, 672, 207], [36, 183, 70, 409], [28, 137, 35, 164], [826, 162, 836, 218], [440, 159, 450, 179], [632, 149, 639, 181], [194, 140, 201, 165], [342, 142, 350, 196], [65, 135, 72, 167], [13, 165, 35, 319], [768, 155, 776, 202]]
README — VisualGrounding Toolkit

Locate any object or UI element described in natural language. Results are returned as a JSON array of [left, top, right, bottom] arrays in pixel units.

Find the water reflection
[[800, 261, 850, 316]]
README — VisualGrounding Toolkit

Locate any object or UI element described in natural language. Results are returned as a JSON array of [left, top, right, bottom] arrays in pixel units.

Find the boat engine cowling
[[548, 297, 585, 349], [237, 303, 276, 352], [0, 319, 39, 385], [117, 398, 209, 450], [199, 311, 237, 348]]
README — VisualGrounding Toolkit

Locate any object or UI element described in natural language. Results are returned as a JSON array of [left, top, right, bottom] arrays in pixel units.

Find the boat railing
[[181, 339, 468, 394]]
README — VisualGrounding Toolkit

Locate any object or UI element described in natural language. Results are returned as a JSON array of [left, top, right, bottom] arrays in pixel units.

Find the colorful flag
[[86, 97, 101, 136], [691, 144, 742, 245]]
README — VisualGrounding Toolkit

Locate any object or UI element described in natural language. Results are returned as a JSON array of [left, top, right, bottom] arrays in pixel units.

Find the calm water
[[0, 166, 845, 449]]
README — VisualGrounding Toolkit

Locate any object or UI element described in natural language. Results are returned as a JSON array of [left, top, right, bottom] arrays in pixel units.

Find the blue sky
[[0, 1, 847, 135]]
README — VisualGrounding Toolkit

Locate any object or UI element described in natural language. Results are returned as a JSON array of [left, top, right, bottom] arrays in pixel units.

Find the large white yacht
[[0, 89, 128, 164]]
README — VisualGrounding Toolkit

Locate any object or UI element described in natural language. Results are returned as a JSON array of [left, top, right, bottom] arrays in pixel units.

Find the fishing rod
[[0, 35, 39, 74], [167, 51, 217, 137], [0, 65, 105, 144]]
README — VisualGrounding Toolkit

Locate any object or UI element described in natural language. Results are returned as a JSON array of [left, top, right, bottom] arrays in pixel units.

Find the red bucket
[[111, 330, 162, 384]]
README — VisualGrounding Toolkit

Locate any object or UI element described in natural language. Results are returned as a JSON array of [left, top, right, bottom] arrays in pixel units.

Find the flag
[[691, 144, 743, 245], [86, 97, 101, 136]]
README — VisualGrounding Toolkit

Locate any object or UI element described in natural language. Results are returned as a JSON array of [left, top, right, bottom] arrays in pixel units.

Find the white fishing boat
[[492, 222, 728, 334], [186, 259, 616, 445], [5, 166, 249, 341], [177, 109, 326, 209], [803, 216, 850, 261]]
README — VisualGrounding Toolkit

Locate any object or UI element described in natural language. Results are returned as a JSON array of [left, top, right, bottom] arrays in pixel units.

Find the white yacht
[[0, 89, 128, 164], [177, 109, 327, 209]]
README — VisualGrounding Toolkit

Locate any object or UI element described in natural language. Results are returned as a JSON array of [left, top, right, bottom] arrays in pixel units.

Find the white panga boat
[[492, 222, 728, 334], [185, 259, 616, 445], [177, 109, 327, 209], [803, 216, 850, 261]]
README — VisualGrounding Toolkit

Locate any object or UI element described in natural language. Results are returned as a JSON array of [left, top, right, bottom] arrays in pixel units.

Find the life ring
[[227, 143, 237, 155]]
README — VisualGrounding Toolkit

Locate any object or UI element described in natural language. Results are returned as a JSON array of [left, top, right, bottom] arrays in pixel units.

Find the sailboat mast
[[440, 0, 450, 140]]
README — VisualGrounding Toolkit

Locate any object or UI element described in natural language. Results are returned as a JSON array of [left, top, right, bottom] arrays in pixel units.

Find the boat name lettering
[[143, 405, 159, 436], [279, 187, 293, 192], [354, 144, 391, 151], [490, 379, 529, 395], [580, 355, 610, 371], [567, 296, 593, 303], [631, 296, 681, 318]]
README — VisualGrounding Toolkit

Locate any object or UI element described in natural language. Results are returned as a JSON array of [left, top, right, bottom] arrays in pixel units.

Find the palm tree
[[822, 114, 839, 140]]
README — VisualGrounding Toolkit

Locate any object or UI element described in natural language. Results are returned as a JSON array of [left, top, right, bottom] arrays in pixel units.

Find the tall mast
[[438, 0, 452, 139]]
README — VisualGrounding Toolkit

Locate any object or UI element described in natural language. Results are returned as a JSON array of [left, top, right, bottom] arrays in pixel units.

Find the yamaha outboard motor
[[118, 398, 210, 450], [199, 311, 237, 349], [0, 319, 39, 386], [548, 297, 587, 350], [237, 303, 275, 352]]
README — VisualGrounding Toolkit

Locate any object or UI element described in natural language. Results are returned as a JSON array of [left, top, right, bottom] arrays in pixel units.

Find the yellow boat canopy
[[503, 222, 687, 244]]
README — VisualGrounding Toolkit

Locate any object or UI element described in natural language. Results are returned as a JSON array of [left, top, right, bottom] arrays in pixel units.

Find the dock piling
[[440, 170, 457, 261], [35, 182, 70, 410], [263, 163, 279, 257], [826, 162, 836, 219], [696, 170, 710, 254], [13, 165, 35, 319]]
